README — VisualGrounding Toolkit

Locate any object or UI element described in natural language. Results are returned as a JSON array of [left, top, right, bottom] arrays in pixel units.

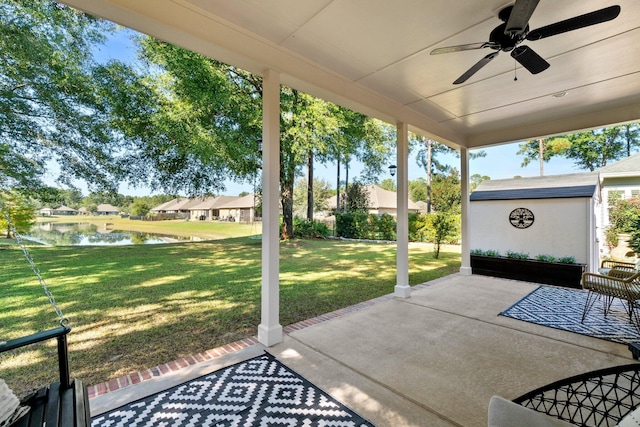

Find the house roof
[[62, 0, 640, 152], [217, 194, 257, 209], [471, 173, 598, 201], [56, 205, 76, 212], [96, 203, 120, 212], [597, 152, 640, 178], [150, 199, 177, 212], [189, 195, 239, 210], [326, 185, 420, 211]]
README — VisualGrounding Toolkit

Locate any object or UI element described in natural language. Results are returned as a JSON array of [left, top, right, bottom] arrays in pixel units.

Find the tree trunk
[[281, 173, 295, 239], [344, 160, 349, 212], [538, 138, 544, 176], [427, 139, 432, 213], [336, 156, 340, 212], [307, 149, 314, 221]]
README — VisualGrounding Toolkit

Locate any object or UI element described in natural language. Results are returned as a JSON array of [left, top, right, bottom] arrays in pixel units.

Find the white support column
[[395, 121, 411, 298], [258, 69, 283, 346], [460, 147, 472, 275]]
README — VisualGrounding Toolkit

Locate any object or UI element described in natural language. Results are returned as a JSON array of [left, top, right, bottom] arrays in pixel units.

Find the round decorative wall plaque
[[509, 208, 534, 229]]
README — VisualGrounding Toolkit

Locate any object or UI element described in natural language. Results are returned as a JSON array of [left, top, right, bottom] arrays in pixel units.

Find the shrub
[[377, 213, 396, 241], [293, 218, 330, 239], [482, 249, 501, 257], [506, 250, 529, 260], [629, 218, 640, 254], [609, 197, 640, 234], [429, 212, 457, 259], [535, 254, 556, 263], [557, 256, 577, 264], [335, 212, 369, 239]]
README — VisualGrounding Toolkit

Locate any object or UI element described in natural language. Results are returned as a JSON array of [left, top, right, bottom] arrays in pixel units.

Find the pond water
[[25, 222, 200, 246]]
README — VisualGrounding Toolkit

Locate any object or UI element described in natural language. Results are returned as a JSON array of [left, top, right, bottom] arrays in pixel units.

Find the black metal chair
[[0, 326, 90, 427], [513, 364, 640, 426]]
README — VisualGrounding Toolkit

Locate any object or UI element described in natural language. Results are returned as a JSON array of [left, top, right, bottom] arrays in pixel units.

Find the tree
[[559, 124, 639, 171], [136, 38, 262, 195], [378, 178, 396, 192], [470, 174, 490, 192], [0, 191, 36, 238], [412, 134, 485, 212], [129, 199, 152, 216], [293, 177, 332, 218], [431, 168, 461, 213], [138, 38, 393, 239], [408, 178, 428, 202], [517, 137, 571, 175], [429, 212, 457, 259], [342, 181, 370, 213], [1, 1, 151, 195]]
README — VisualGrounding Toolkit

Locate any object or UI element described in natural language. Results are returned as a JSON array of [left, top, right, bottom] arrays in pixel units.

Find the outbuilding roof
[[471, 173, 598, 201]]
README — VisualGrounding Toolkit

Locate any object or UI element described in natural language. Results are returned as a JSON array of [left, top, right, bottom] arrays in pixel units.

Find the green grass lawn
[[0, 235, 460, 396]]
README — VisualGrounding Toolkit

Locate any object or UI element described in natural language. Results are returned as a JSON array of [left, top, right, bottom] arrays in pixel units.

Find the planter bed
[[470, 255, 586, 289]]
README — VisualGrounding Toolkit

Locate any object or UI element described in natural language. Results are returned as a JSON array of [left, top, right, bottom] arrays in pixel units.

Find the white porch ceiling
[[60, 0, 640, 150]]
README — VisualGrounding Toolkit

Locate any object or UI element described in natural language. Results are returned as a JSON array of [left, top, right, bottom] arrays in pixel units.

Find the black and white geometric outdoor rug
[[91, 352, 375, 427], [500, 285, 640, 344]]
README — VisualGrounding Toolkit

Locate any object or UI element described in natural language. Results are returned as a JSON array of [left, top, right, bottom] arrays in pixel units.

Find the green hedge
[[335, 212, 461, 244]]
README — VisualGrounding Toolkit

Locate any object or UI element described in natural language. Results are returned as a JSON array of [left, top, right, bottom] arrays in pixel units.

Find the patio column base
[[459, 266, 472, 276], [258, 324, 283, 347], [394, 284, 411, 298]]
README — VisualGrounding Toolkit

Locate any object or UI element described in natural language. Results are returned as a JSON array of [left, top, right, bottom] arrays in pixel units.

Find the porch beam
[[395, 121, 411, 298], [258, 69, 283, 346], [460, 147, 472, 275]]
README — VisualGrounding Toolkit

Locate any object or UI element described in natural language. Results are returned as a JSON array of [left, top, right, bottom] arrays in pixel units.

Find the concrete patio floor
[[89, 274, 636, 426]]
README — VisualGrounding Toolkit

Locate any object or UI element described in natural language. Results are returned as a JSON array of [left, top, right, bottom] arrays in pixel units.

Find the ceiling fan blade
[[526, 5, 621, 40], [505, 0, 540, 36], [431, 42, 496, 55], [453, 52, 499, 84], [511, 45, 550, 74]]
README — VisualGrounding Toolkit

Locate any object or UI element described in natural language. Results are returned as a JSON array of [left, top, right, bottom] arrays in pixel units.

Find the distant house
[[188, 196, 240, 221], [325, 185, 421, 216], [96, 204, 120, 215], [39, 207, 54, 216], [217, 194, 259, 222], [77, 207, 89, 216], [150, 198, 201, 217], [53, 205, 77, 215]]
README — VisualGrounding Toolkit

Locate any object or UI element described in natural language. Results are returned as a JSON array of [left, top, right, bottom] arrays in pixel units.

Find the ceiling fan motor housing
[[490, 23, 527, 52]]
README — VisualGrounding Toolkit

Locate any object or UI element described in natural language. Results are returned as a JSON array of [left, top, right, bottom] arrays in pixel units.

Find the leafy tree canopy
[[0, 191, 36, 237], [0, 0, 152, 195], [517, 123, 639, 172]]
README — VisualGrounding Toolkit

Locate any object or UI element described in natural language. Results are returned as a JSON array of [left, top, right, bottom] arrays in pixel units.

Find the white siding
[[469, 198, 592, 265]]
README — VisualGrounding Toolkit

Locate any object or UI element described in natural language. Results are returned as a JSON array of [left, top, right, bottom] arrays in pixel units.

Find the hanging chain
[[5, 213, 69, 326]]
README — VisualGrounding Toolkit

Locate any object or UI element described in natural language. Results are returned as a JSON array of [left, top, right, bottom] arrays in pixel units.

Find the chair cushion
[[488, 396, 575, 427], [618, 406, 640, 427]]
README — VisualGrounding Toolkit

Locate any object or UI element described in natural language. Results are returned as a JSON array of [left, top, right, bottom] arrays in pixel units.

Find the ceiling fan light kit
[[431, 1, 621, 84]]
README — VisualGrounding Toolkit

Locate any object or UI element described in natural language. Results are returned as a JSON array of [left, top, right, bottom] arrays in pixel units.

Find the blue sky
[[82, 28, 582, 197]]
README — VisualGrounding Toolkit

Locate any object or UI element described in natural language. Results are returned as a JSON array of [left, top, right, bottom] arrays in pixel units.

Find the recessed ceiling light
[[552, 91, 568, 98]]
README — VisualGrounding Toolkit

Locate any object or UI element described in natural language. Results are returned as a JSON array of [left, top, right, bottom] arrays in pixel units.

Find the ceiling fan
[[430, 0, 621, 84]]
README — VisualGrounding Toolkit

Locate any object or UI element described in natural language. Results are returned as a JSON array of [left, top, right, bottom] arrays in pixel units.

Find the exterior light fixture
[[388, 164, 397, 177], [257, 138, 263, 155], [552, 91, 568, 98]]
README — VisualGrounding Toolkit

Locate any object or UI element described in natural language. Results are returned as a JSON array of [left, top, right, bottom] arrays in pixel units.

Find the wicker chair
[[513, 364, 640, 426], [581, 269, 640, 323], [598, 260, 639, 276]]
